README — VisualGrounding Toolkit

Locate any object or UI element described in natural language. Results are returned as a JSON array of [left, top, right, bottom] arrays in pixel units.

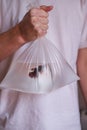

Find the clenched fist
[[18, 5, 53, 43]]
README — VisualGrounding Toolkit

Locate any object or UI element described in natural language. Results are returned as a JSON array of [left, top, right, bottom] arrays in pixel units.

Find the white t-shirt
[[0, 0, 87, 130]]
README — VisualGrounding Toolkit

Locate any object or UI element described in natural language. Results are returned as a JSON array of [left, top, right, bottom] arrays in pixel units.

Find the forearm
[[0, 25, 25, 62], [77, 48, 87, 104], [78, 66, 87, 104], [0, 6, 52, 62]]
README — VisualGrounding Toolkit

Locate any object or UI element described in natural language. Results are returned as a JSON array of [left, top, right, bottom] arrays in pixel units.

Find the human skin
[[0, 5, 53, 62], [77, 48, 87, 104]]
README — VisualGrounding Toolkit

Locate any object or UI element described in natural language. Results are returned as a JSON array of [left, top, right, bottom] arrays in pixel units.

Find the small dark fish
[[29, 65, 44, 78]]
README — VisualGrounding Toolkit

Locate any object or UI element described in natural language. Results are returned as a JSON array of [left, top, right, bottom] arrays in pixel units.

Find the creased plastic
[[0, 0, 79, 94]]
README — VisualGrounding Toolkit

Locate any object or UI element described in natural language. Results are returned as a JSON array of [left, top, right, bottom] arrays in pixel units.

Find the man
[[0, 0, 87, 130]]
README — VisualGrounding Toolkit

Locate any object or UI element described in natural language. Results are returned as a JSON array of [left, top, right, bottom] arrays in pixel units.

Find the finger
[[31, 16, 49, 25], [40, 24, 48, 31], [30, 8, 49, 17], [40, 5, 53, 12], [34, 27, 48, 38], [34, 22, 48, 31], [33, 22, 47, 36], [39, 17, 49, 24]]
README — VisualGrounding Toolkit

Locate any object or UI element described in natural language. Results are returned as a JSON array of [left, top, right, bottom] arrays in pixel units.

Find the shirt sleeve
[[79, 0, 87, 48]]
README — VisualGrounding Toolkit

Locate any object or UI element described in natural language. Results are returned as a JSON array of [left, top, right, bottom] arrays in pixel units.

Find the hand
[[18, 5, 53, 43]]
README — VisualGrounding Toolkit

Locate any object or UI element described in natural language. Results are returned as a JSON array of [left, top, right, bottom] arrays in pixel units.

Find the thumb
[[40, 5, 53, 12]]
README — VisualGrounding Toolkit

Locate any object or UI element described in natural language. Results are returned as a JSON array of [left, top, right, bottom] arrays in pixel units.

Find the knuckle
[[30, 8, 36, 16]]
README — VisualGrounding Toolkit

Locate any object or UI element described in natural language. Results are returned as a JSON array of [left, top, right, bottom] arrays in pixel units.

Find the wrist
[[13, 24, 26, 45]]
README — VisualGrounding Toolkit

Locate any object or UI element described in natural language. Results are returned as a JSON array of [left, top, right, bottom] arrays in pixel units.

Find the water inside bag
[[0, 37, 79, 94]]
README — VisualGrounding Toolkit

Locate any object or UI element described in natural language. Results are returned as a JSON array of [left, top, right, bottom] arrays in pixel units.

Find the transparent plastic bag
[[0, 37, 79, 94], [0, 0, 79, 93]]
